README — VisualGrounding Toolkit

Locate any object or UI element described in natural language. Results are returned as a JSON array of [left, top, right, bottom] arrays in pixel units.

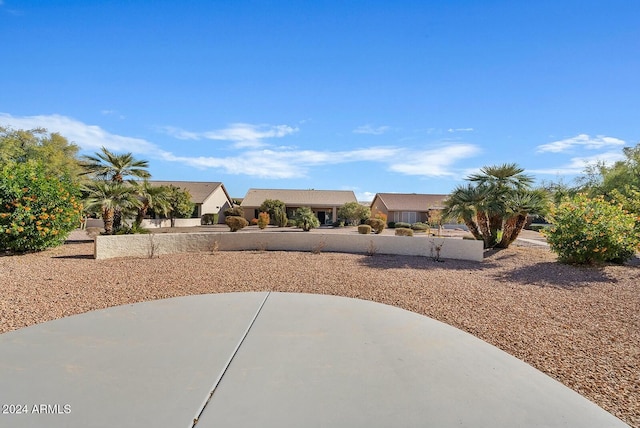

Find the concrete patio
[[0, 292, 628, 427]]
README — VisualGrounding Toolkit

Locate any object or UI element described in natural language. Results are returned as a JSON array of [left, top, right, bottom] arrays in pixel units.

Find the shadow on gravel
[[53, 254, 94, 260], [492, 261, 618, 289], [356, 253, 496, 271]]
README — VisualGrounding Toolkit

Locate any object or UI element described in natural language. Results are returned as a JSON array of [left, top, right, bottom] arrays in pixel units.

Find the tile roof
[[373, 193, 449, 211], [241, 189, 357, 207], [148, 181, 225, 204]]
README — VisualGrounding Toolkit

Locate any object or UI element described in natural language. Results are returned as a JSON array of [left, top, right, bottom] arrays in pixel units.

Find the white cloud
[[447, 127, 474, 133], [388, 144, 481, 177], [537, 134, 626, 153], [353, 124, 390, 135], [0, 113, 158, 153], [530, 151, 626, 175], [161, 123, 298, 148], [356, 191, 376, 202], [0, 113, 480, 180]]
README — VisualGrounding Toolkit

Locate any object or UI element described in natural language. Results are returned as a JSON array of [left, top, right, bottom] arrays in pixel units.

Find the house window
[[394, 212, 417, 224]]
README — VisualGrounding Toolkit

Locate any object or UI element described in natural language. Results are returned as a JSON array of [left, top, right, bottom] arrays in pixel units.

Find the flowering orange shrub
[[257, 211, 270, 229], [543, 193, 640, 264], [0, 162, 82, 252]]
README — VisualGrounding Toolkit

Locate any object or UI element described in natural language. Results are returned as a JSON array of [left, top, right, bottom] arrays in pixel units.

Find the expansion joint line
[[190, 291, 271, 427]]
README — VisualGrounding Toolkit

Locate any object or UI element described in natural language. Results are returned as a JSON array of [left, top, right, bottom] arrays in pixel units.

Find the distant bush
[[274, 209, 288, 227], [332, 220, 345, 227], [358, 224, 372, 234], [338, 202, 370, 226], [224, 206, 244, 217], [201, 213, 218, 225], [374, 212, 387, 223], [543, 194, 640, 264], [411, 222, 430, 233], [257, 212, 270, 229], [250, 218, 258, 226], [365, 218, 386, 234], [293, 206, 319, 231], [395, 227, 413, 237], [225, 216, 248, 232], [114, 223, 150, 235], [387, 221, 396, 228], [395, 222, 411, 229], [287, 218, 297, 227]]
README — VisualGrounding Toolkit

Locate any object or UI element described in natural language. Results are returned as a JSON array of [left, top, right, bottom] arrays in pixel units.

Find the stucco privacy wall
[[94, 232, 484, 261]]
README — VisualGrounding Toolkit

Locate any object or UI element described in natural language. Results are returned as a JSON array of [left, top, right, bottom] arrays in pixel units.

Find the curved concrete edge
[[0, 293, 270, 428], [0, 293, 628, 428], [94, 231, 484, 261], [198, 293, 628, 428]]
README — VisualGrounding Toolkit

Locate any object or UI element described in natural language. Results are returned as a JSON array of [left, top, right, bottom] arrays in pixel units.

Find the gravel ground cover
[[1, 234, 638, 426]]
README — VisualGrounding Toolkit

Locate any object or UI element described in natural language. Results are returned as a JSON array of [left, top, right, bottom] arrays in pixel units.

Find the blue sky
[[1, 0, 638, 200]]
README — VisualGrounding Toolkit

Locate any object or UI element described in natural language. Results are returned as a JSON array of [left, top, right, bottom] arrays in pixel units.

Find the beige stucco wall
[[94, 232, 484, 261], [201, 189, 231, 222]]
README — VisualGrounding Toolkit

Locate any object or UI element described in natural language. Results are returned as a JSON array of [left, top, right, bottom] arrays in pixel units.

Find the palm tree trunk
[[103, 208, 114, 235], [476, 211, 494, 248], [462, 217, 482, 240], [135, 206, 148, 227], [498, 214, 528, 248]]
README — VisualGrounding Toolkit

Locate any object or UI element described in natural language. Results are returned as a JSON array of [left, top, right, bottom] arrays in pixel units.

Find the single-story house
[[370, 193, 448, 224], [241, 189, 358, 224], [149, 181, 233, 222]]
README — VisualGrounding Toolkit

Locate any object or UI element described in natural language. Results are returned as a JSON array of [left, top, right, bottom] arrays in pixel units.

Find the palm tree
[[497, 189, 549, 248], [133, 181, 170, 227], [442, 184, 483, 241], [468, 163, 533, 191], [82, 147, 150, 230], [83, 181, 141, 234], [444, 164, 543, 249], [82, 147, 150, 183]]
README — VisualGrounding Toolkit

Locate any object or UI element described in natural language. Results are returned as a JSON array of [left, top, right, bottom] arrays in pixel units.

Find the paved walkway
[[0, 293, 626, 427]]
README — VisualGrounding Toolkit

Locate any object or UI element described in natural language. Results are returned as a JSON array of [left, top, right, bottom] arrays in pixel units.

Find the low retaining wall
[[94, 231, 484, 261], [83, 218, 203, 230]]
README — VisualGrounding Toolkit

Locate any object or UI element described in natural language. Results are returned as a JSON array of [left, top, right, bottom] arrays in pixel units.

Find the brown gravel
[[1, 234, 638, 426]]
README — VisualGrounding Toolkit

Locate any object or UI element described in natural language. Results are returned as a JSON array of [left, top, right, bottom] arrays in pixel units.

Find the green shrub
[[358, 224, 372, 234], [543, 194, 640, 264], [225, 215, 248, 232], [257, 212, 270, 229], [293, 206, 320, 231], [387, 221, 396, 228], [201, 213, 218, 225], [411, 222, 430, 233], [287, 218, 297, 227], [332, 220, 345, 227], [395, 227, 413, 237], [365, 218, 386, 234], [114, 223, 150, 235], [273, 209, 288, 227], [395, 222, 411, 229], [0, 162, 83, 252], [224, 206, 244, 217]]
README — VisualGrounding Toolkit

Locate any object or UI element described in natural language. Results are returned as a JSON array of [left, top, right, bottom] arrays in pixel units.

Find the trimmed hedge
[[225, 216, 248, 232], [201, 213, 218, 225], [358, 224, 372, 234], [395, 227, 413, 236], [411, 222, 430, 232], [365, 218, 386, 234]]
